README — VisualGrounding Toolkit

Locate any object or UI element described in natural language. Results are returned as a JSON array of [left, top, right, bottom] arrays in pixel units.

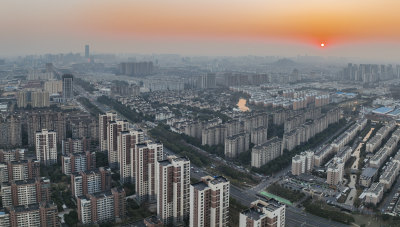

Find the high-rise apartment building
[[1, 178, 50, 207], [0, 202, 59, 227], [0, 159, 40, 183], [71, 167, 112, 197], [77, 188, 126, 224], [239, 199, 286, 227], [156, 156, 190, 226], [118, 129, 144, 184], [99, 112, 117, 152], [107, 120, 129, 169], [35, 129, 57, 166], [0, 115, 22, 147], [62, 74, 74, 101], [135, 142, 163, 204], [61, 152, 96, 175], [190, 176, 230, 227]]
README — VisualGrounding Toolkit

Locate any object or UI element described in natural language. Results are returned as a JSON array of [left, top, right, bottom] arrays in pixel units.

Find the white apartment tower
[[35, 129, 57, 165]]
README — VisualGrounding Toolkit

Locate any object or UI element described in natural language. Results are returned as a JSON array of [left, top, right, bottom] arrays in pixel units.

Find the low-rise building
[[361, 182, 384, 205], [313, 144, 334, 167], [359, 167, 379, 188], [379, 162, 400, 191]]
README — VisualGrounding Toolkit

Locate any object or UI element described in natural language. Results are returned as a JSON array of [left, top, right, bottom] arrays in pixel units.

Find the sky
[[1, 0, 400, 61]]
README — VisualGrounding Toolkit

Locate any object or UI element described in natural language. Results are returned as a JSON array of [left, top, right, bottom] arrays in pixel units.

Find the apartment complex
[[0, 159, 40, 183], [0, 202, 59, 227], [1, 178, 50, 207]]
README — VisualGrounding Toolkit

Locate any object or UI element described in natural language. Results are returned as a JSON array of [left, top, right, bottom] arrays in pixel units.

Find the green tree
[[64, 210, 79, 227]]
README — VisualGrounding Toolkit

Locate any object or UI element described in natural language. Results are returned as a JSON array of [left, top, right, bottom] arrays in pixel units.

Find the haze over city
[[1, 1, 400, 227], [1, 0, 400, 61]]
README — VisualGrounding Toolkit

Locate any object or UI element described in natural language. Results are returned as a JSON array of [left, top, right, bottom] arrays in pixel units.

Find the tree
[[64, 210, 79, 227], [96, 152, 109, 168]]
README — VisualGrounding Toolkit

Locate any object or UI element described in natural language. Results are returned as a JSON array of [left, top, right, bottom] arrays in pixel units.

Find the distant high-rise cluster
[[119, 62, 154, 76], [17, 90, 50, 108], [339, 63, 400, 83], [196, 73, 216, 89]]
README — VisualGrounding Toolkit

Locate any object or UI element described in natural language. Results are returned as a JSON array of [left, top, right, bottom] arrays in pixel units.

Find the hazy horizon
[[2, 0, 400, 62]]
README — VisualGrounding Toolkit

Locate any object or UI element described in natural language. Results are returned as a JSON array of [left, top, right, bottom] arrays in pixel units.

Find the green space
[[213, 165, 258, 186], [266, 183, 305, 203], [259, 191, 292, 206], [168, 103, 231, 123], [77, 97, 104, 117], [253, 118, 347, 175], [95, 151, 109, 167], [97, 95, 154, 122], [75, 78, 97, 94], [121, 199, 155, 225], [303, 198, 354, 225]]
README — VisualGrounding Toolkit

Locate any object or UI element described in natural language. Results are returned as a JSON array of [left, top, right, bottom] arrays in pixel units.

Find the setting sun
[[321, 43, 325, 47]]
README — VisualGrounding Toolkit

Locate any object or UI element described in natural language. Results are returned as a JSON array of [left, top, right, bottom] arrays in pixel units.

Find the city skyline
[[1, 0, 400, 61]]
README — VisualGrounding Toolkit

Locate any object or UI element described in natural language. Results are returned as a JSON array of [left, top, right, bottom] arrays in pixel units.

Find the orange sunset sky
[[1, 0, 400, 60]]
